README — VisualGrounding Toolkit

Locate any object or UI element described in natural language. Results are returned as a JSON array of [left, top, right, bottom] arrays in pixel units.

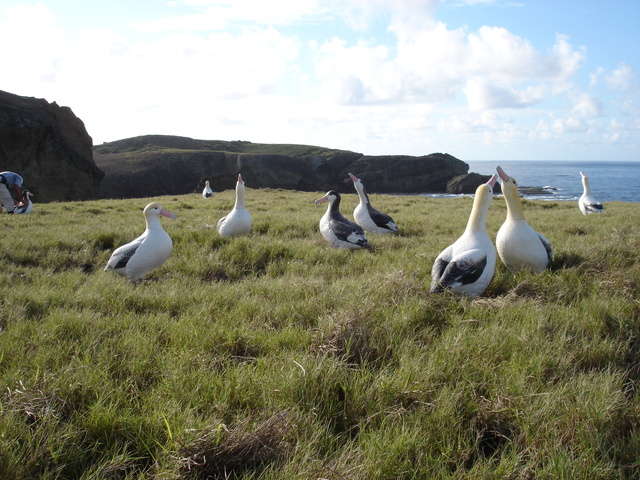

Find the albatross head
[[144, 202, 177, 219], [474, 174, 497, 208], [580, 171, 590, 191], [496, 166, 519, 197], [496, 166, 527, 220], [314, 190, 340, 206]]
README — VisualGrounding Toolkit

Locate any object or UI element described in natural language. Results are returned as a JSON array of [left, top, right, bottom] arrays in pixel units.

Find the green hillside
[[1, 189, 638, 479]]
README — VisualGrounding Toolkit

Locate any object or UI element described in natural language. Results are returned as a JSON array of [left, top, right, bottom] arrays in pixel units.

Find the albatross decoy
[[314, 190, 370, 249], [348, 173, 398, 234], [104, 202, 177, 285], [430, 174, 497, 297], [13, 189, 33, 214]]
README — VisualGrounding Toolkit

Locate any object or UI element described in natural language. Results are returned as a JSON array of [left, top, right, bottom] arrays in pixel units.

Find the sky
[[0, 0, 638, 161]]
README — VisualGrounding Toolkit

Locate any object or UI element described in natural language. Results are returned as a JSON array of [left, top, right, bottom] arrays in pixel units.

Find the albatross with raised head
[[217, 174, 252, 237], [430, 174, 498, 297], [348, 173, 398, 234], [495, 166, 552, 273], [579, 171, 604, 215]]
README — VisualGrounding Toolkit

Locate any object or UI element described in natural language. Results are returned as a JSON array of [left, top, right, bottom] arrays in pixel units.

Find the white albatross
[[13, 189, 33, 214], [202, 180, 213, 198], [579, 171, 604, 215], [430, 174, 498, 297], [104, 202, 177, 285], [315, 190, 370, 249], [495, 166, 552, 273], [348, 173, 398, 234], [217, 174, 252, 237]]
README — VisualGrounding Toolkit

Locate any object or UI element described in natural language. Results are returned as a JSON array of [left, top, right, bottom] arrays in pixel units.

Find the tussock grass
[[1, 189, 639, 479]]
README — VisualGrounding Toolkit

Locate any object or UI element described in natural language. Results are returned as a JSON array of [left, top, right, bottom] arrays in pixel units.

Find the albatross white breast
[[217, 174, 252, 237], [315, 190, 370, 249], [202, 180, 213, 198], [104, 202, 177, 285], [348, 173, 398, 234], [579, 171, 604, 215], [430, 174, 497, 297], [14, 190, 33, 214], [495, 166, 552, 273]]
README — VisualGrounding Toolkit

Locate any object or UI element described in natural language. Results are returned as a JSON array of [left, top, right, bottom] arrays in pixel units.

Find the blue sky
[[1, 0, 638, 161]]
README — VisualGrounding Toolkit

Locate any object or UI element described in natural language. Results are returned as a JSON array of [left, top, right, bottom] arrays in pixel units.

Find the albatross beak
[[160, 208, 177, 219]]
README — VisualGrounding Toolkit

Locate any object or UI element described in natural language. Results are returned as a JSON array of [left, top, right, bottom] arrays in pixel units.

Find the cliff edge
[[0, 90, 104, 202], [93, 135, 470, 198]]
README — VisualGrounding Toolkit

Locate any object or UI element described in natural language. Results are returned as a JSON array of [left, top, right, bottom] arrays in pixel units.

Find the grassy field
[[1, 188, 639, 479]]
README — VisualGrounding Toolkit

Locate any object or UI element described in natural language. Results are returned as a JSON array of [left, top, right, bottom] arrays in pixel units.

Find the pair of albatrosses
[[315, 173, 398, 250], [105, 174, 252, 286], [431, 166, 553, 297]]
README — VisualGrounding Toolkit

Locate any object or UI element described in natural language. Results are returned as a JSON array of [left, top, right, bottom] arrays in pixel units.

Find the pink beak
[[496, 166, 510, 183], [486, 173, 498, 189], [160, 208, 177, 219]]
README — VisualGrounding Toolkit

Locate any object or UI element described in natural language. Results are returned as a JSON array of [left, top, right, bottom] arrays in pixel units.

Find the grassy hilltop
[[1, 189, 639, 479]]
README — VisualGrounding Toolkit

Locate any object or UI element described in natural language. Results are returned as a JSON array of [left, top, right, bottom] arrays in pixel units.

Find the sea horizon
[[455, 160, 640, 204]]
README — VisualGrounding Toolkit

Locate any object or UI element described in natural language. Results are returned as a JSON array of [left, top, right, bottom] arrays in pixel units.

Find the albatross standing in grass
[[104, 202, 177, 286], [202, 180, 213, 198], [315, 190, 370, 249], [348, 173, 398, 234], [430, 174, 498, 297], [579, 171, 604, 215], [495, 166, 552, 273], [217, 174, 252, 237]]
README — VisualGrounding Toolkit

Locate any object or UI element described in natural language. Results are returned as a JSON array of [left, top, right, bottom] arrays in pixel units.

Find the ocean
[[460, 160, 640, 204]]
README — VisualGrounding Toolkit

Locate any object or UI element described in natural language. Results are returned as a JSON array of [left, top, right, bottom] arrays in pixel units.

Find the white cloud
[[0, 0, 636, 160], [133, 0, 331, 31], [605, 62, 635, 92], [0, 4, 67, 90], [552, 116, 588, 134], [571, 92, 603, 118], [310, 19, 585, 111]]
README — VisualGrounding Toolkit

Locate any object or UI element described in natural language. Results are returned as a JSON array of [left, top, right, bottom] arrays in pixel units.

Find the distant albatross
[[430, 174, 497, 297], [348, 173, 398, 234], [579, 171, 604, 215], [315, 190, 370, 249], [104, 202, 177, 285], [202, 180, 213, 198]]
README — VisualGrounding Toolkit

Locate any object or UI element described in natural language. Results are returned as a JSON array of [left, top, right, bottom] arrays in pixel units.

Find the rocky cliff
[[93, 135, 471, 199], [0, 90, 104, 202]]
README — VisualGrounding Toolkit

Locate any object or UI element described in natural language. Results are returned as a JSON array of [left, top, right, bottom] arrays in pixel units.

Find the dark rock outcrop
[[0, 90, 104, 202], [447, 173, 502, 195], [93, 135, 469, 199]]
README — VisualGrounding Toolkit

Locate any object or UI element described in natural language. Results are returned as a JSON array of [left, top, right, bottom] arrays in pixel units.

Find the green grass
[[1, 189, 639, 479]]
